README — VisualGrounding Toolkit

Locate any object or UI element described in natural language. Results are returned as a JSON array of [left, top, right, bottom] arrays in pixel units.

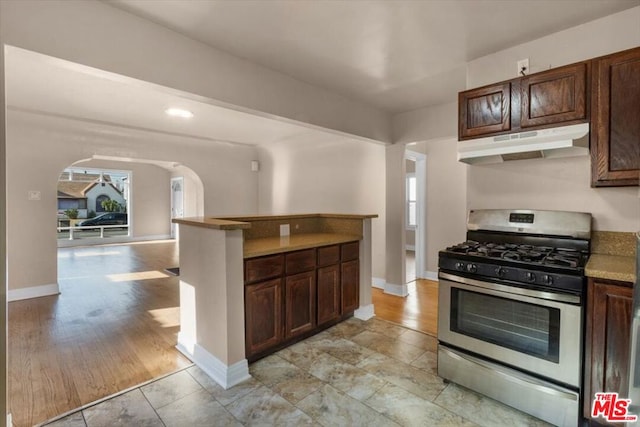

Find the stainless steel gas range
[[437, 209, 591, 427]]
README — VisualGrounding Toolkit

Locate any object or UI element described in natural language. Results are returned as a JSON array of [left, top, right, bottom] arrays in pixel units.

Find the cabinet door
[[584, 279, 633, 419], [520, 62, 588, 128], [591, 47, 640, 187], [285, 271, 316, 338], [459, 82, 511, 139], [245, 279, 282, 357], [317, 264, 341, 326], [341, 259, 359, 314]]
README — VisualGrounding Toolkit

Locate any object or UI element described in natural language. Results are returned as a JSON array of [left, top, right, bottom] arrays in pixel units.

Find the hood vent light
[[457, 123, 589, 165]]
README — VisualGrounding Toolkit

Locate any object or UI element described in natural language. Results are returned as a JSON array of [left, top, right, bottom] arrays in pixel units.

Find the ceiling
[[5, 1, 638, 149], [106, 0, 638, 113]]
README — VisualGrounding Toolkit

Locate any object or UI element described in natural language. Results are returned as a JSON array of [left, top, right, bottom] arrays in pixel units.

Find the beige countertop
[[172, 217, 251, 230], [221, 213, 378, 221], [244, 233, 360, 258], [585, 254, 636, 283]]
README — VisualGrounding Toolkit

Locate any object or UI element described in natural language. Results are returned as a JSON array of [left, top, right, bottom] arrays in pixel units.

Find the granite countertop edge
[[585, 253, 636, 284]]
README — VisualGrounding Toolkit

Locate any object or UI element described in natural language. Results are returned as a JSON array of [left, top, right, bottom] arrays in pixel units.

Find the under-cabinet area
[[244, 241, 359, 361]]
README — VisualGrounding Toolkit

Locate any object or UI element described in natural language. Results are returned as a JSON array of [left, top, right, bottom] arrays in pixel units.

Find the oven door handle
[[439, 272, 581, 304], [442, 346, 578, 401]]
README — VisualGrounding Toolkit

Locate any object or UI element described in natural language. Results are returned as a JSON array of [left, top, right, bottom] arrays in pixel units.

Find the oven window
[[450, 288, 560, 363]]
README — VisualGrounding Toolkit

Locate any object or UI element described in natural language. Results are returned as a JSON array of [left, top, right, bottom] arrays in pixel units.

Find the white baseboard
[[422, 270, 438, 281], [372, 277, 385, 289], [384, 282, 408, 297], [8, 283, 59, 302], [354, 304, 375, 320], [58, 234, 173, 248], [176, 337, 250, 390]]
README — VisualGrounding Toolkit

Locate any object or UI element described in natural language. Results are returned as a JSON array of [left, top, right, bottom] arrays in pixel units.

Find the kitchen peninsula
[[172, 213, 377, 389]]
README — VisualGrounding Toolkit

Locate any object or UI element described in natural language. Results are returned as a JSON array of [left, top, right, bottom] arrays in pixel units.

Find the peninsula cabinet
[[590, 47, 640, 187], [244, 241, 360, 361], [458, 62, 588, 140], [583, 278, 633, 421]]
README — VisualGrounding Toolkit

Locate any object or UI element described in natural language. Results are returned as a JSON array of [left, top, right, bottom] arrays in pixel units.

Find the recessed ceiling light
[[165, 108, 194, 118]]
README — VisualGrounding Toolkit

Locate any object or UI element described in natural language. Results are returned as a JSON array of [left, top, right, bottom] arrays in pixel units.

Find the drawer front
[[317, 245, 340, 267], [341, 241, 359, 262], [245, 254, 284, 284], [286, 249, 316, 275]]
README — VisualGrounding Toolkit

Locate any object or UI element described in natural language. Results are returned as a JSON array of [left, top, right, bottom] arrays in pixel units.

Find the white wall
[[0, 27, 8, 424], [1, 0, 390, 143], [412, 139, 468, 273], [6, 111, 258, 293], [466, 7, 640, 231], [257, 138, 386, 280]]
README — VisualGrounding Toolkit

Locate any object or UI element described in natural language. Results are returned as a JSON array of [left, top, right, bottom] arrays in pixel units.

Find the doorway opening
[[405, 149, 426, 284], [171, 176, 184, 239]]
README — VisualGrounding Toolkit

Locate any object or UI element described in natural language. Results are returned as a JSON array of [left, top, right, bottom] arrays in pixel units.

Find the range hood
[[457, 123, 589, 165]]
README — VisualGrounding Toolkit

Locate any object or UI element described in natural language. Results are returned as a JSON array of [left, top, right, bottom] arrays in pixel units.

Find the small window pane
[[408, 202, 417, 227]]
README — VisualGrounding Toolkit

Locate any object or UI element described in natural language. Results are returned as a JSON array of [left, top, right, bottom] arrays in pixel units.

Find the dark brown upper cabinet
[[459, 82, 511, 139], [591, 47, 640, 187], [520, 62, 587, 128], [459, 62, 589, 141]]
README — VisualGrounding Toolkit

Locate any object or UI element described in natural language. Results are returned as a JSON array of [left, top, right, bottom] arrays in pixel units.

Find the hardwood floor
[[372, 279, 438, 337], [8, 241, 192, 427]]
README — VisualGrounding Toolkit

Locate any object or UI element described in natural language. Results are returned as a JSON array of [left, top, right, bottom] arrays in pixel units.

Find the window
[[406, 173, 417, 228], [96, 195, 110, 212]]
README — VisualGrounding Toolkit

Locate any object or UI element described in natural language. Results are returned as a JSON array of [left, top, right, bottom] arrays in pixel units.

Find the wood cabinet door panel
[[341, 260, 359, 314], [459, 83, 511, 138], [245, 255, 284, 284], [520, 63, 587, 128], [592, 47, 640, 186], [317, 264, 341, 325], [585, 279, 633, 419], [245, 279, 282, 357], [285, 249, 316, 275], [285, 271, 316, 338]]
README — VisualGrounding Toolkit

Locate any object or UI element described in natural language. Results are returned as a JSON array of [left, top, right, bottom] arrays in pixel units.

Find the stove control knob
[[466, 263, 477, 273], [524, 272, 536, 282], [495, 267, 506, 277], [542, 274, 554, 285], [455, 262, 465, 271]]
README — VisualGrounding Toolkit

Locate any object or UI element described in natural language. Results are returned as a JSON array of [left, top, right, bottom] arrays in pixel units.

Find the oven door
[[438, 272, 583, 388]]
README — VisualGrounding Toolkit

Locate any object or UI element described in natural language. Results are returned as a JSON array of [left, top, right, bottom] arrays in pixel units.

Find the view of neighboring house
[[57, 171, 127, 220]]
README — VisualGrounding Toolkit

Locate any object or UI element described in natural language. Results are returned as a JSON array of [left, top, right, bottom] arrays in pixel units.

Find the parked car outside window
[[78, 212, 128, 227]]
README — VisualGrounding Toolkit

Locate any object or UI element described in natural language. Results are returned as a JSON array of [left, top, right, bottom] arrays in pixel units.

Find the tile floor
[[41, 317, 551, 427]]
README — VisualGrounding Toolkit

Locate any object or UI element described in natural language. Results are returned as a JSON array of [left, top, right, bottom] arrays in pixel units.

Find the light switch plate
[[280, 224, 290, 236], [28, 190, 41, 201]]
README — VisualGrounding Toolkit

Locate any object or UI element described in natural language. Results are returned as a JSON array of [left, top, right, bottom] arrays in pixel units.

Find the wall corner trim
[[384, 282, 408, 297], [176, 338, 250, 390], [372, 277, 386, 289], [354, 304, 375, 320], [8, 283, 60, 302]]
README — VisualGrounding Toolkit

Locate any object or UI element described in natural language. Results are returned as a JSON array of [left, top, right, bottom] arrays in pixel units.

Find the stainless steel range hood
[[458, 123, 589, 165]]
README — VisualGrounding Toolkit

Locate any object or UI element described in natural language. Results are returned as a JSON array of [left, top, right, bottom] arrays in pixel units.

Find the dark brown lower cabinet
[[285, 271, 316, 338], [317, 264, 341, 326], [244, 241, 359, 361], [584, 278, 633, 422], [245, 278, 283, 357], [341, 259, 359, 314]]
